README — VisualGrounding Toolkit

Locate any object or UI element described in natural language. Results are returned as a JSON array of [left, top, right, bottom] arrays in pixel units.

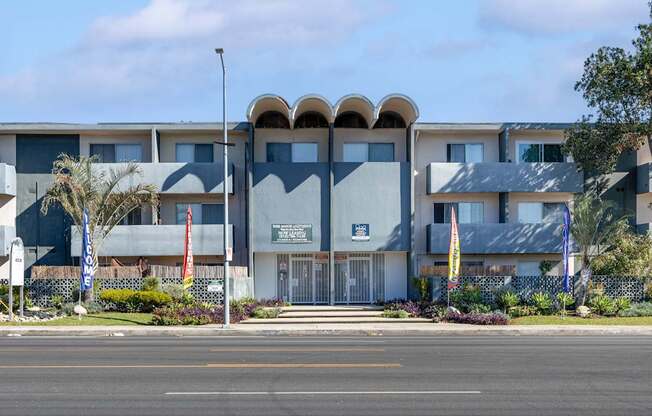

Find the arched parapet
[[373, 94, 419, 127], [290, 94, 334, 128], [333, 94, 375, 129], [247, 94, 291, 127]]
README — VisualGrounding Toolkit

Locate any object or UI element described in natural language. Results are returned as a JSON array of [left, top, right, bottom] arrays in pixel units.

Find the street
[[0, 335, 650, 415]]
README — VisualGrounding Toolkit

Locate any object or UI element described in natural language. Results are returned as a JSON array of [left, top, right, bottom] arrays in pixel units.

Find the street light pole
[[215, 48, 230, 328]]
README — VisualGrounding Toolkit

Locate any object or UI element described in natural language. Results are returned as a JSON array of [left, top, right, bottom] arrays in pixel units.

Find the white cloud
[[479, 0, 649, 35]]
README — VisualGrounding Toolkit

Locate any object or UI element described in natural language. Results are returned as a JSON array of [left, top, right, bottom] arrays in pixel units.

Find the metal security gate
[[277, 254, 329, 304], [334, 253, 384, 304]]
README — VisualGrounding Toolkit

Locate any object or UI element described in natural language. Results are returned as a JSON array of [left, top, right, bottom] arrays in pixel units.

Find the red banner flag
[[182, 207, 194, 290]]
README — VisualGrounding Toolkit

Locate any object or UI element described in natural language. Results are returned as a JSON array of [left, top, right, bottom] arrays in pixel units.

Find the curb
[[2, 325, 652, 337]]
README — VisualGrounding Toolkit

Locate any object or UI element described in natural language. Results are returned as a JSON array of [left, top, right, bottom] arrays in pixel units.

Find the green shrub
[[508, 305, 537, 317], [412, 277, 431, 302], [0, 284, 32, 311], [142, 277, 161, 292], [450, 284, 485, 313], [618, 302, 652, 317], [161, 283, 184, 301], [382, 309, 409, 319], [251, 307, 281, 319], [468, 303, 492, 314], [530, 292, 553, 315], [556, 292, 575, 310], [496, 290, 520, 313], [50, 295, 65, 310], [99, 289, 172, 312], [589, 295, 615, 316], [613, 297, 631, 314], [645, 284, 652, 301]]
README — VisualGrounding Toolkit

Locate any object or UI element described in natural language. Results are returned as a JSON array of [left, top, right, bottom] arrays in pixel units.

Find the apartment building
[[1, 93, 645, 304]]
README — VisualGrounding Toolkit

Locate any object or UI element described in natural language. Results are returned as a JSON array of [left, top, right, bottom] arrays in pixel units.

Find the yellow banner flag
[[182, 207, 194, 290], [448, 206, 460, 289]]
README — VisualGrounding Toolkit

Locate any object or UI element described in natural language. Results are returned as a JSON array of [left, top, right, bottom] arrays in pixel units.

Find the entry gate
[[277, 254, 329, 304], [334, 253, 385, 304]]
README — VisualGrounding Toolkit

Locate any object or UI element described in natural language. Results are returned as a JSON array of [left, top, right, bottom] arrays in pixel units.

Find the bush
[[645, 285, 652, 301], [251, 307, 281, 319], [99, 289, 172, 313], [444, 311, 510, 325], [618, 302, 652, 317], [161, 283, 184, 301], [152, 304, 248, 325], [508, 305, 537, 318], [420, 303, 447, 321], [613, 297, 631, 314], [449, 284, 486, 313], [496, 290, 520, 313], [0, 284, 32, 311], [383, 299, 421, 317], [588, 295, 615, 316], [50, 295, 65, 310], [382, 309, 410, 319], [412, 277, 431, 302], [530, 292, 553, 315], [142, 277, 161, 292], [556, 292, 575, 310]]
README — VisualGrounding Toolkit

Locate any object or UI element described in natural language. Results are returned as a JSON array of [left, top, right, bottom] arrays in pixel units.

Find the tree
[[591, 222, 652, 277], [564, 2, 652, 176], [570, 192, 627, 305], [41, 154, 158, 265]]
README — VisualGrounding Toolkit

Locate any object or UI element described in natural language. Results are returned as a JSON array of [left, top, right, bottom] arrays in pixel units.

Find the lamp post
[[214, 48, 232, 328]]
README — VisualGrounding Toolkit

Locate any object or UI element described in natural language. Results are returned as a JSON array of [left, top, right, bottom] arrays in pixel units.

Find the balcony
[[71, 224, 233, 257], [92, 162, 234, 194], [333, 162, 410, 251], [252, 163, 329, 252], [427, 162, 583, 194], [0, 163, 16, 196], [427, 222, 565, 254]]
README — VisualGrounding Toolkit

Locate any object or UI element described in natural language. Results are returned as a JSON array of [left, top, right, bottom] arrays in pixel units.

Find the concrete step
[[240, 317, 432, 324], [278, 311, 384, 318], [279, 305, 383, 312]]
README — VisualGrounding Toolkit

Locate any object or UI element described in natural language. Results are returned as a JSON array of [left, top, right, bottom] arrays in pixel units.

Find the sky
[[0, 0, 649, 123]]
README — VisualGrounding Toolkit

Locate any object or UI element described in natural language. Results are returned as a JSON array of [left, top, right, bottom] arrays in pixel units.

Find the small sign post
[[8, 238, 24, 320]]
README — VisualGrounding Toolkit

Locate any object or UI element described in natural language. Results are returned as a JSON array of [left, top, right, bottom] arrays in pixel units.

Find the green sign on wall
[[272, 224, 312, 243]]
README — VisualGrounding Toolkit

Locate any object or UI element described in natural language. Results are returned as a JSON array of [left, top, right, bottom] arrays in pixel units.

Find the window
[[334, 112, 368, 128], [266, 142, 318, 162], [121, 208, 142, 225], [115, 144, 143, 162], [518, 142, 564, 163], [343, 143, 395, 162], [517, 261, 540, 276], [175, 143, 213, 163], [518, 202, 565, 223], [434, 202, 484, 224], [373, 111, 406, 128], [255, 111, 290, 129], [90, 143, 143, 163], [175, 203, 224, 225], [447, 144, 483, 163]]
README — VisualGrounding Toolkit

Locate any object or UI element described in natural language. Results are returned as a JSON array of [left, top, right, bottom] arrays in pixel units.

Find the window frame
[[515, 140, 565, 163], [446, 143, 484, 163], [342, 142, 395, 162], [434, 201, 484, 224], [175, 143, 214, 163]]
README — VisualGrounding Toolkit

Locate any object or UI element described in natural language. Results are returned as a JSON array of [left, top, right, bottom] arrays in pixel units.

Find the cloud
[[479, 0, 649, 36], [425, 38, 494, 59], [0, 0, 377, 119]]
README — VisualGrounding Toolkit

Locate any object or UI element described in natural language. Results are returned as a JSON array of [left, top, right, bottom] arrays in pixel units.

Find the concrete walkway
[[2, 323, 652, 336]]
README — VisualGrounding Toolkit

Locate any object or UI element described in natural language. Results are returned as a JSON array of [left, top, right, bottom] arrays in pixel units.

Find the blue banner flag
[[80, 208, 95, 291], [562, 204, 571, 293]]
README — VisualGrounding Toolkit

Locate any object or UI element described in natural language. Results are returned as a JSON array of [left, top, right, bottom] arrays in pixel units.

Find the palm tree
[[41, 154, 158, 265], [570, 191, 627, 305]]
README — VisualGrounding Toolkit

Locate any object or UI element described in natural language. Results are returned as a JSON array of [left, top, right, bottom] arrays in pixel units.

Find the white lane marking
[[165, 391, 481, 395]]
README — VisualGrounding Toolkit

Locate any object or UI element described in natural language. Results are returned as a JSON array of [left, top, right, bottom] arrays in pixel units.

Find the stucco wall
[[417, 253, 578, 276], [158, 131, 247, 165], [415, 131, 500, 163], [385, 251, 407, 299], [636, 193, 652, 224], [0, 135, 16, 166], [254, 252, 277, 299], [508, 192, 574, 223], [332, 128, 406, 162], [80, 133, 152, 162]]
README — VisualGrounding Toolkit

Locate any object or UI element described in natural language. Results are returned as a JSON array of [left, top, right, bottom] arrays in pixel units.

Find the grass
[[0, 312, 153, 326], [512, 315, 652, 325], [382, 309, 410, 319]]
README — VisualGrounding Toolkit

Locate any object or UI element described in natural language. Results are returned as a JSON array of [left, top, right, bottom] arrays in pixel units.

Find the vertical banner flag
[[448, 207, 461, 289], [182, 207, 194, 290], [80, 208, 95, 291], [562, 204, 571, 293]]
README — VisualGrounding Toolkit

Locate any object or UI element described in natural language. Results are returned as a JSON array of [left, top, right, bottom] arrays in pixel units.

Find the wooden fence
[[420, 265, 516, 277], [31, 266, 142, 280]]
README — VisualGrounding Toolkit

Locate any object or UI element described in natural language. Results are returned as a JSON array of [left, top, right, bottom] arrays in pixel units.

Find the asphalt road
[[0, 335, 650, 416]]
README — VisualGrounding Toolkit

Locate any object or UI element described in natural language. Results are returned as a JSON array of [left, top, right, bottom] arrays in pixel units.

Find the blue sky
[[1, 0, 649, 123]]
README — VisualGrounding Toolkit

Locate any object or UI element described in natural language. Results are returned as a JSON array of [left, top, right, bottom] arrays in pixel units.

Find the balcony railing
[[427, 162, 583, 194], [92, 162, 234, 194], [427, 222, 564, 254], [71, 224, 233, 257]]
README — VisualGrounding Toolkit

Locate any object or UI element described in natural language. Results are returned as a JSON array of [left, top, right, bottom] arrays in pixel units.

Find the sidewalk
[[2, 323, 652, 337]]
